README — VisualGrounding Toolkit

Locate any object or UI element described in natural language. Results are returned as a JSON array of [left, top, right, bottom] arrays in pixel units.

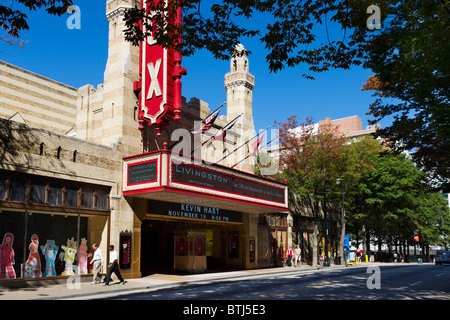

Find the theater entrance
[[140, 218, 243, 276]]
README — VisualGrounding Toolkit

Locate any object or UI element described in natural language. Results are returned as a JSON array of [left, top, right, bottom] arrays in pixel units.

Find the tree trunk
[[362, 224, 367, 256], [312, 221, 319, 267], [337, 193, 346, 261]]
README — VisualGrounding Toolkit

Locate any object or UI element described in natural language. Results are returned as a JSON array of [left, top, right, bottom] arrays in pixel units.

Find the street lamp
[[323, 190, 330, 267], [323, 177, 341, 268]]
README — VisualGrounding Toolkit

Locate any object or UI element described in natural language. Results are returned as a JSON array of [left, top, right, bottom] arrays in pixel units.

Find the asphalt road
[[102, 264, 450, 300]]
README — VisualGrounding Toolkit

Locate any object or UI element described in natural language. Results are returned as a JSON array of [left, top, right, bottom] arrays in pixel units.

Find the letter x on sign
[[147, 58, 162, 100]]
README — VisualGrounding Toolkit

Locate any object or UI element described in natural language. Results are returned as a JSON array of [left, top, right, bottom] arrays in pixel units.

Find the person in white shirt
[[89, 243, 104, 285], [103, 244, 125, 286]]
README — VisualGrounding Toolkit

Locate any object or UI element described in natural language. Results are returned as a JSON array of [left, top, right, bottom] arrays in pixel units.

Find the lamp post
[[323, 177, 341, 267], [323, 190, 330, 267]]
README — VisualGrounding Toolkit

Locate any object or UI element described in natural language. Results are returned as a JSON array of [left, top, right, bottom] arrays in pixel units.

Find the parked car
[[435, 250, 450, 265]]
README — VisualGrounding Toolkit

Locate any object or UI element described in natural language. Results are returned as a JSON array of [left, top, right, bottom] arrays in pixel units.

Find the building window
[[48, 184, 63, 206], [65, 187, 79, 207], [9, 177, 26, 202], [96, 189, 109, 210], [0, 174, 6, 200], [81, 187, 94, 209], [30, 180, 46, 204]]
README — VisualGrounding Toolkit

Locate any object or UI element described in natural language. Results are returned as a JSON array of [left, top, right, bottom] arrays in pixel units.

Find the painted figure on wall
[[61, 237, 77, 276], [40, 240, 58, 277], [0, 233, 16, 279], [78, 238, 88, 274], [25, 234, 41, 278]]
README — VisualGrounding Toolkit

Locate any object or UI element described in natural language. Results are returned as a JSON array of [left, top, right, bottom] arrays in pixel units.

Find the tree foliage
[[362, 1, 450, 192], [123, 0, 388, 77], [350, 150, 450, 251], [276, 116, 346, 266]]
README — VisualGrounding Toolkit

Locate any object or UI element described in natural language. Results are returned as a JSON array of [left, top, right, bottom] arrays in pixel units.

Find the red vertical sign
[[134, 0, 185, 136]]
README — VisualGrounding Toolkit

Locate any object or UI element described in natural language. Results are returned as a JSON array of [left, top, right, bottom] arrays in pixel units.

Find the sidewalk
[[0, 262, 382, 300]]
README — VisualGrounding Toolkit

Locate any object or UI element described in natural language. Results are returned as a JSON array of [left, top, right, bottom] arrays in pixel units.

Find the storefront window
[[26, 213, 79, 277], [0, 211, 25, 280]]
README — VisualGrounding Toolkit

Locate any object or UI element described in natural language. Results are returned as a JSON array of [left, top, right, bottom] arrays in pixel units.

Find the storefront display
[[0, 233, 16, 279], [41, 240, 58, 277], [0, 170, 111, 281]]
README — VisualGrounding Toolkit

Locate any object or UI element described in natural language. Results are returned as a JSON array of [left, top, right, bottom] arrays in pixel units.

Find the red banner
[[135, 0, 185, 136]]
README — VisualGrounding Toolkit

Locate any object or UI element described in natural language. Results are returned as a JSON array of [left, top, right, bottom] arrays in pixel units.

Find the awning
[[123, 150, 289, 214]]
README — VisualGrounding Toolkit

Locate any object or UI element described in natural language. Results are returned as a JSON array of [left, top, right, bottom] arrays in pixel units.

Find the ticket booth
[[174, 230, 207, 273]]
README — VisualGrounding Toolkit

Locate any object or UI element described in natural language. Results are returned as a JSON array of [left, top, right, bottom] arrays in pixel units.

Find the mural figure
[[0, 233, 16, 279], [40, 240, 59, 277], [78, 238, 88, 274], [25, 234, 41, 278], [61, 237, 77, 276]]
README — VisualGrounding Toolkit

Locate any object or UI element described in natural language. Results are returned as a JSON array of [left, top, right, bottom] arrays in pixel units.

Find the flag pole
[[191, 113, 242, 155], [216, 126, 270, 164], [231, 135, 278, 169], [168, 102, 226, 150]]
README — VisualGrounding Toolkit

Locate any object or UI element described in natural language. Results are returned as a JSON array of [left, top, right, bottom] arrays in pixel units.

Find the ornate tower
[[224, 44, 255, 132], [224, 44, 256, 172]]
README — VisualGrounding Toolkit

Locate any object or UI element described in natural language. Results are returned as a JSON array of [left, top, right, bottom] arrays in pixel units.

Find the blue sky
[[1, 1, 388, 132]]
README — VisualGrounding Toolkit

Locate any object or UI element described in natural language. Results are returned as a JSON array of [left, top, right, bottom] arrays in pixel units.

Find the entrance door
[[141, 220, 175, 275]]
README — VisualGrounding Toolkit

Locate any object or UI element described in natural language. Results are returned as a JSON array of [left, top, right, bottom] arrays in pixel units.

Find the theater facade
[[123, 150, 288, 274], [0, 0, 290, 282]]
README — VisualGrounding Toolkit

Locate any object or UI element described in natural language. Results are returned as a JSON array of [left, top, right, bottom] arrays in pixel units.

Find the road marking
[[435, 273, 445, 277], [409, 281, 423, 287], [248, 275, 366, 300]]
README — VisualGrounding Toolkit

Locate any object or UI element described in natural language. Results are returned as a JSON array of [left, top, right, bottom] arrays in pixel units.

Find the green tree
[[353, 150, 427, 256], [276, 116, 345, 266], [332, 135, 382, 259], [362, 1, 450, 192], [413, 191, 450, 251], [123, 0, 386, 76]]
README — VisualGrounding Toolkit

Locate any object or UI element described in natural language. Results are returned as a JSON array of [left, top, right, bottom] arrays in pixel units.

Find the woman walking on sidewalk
[[294, 245, 301, 267]]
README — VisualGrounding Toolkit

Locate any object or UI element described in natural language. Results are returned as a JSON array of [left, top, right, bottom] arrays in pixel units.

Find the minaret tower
[[224, 44, 256, 172], [224, 44, 255, 133]]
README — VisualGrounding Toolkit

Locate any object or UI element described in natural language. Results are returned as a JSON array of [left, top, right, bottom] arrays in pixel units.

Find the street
[[100, 264, 450, 301]]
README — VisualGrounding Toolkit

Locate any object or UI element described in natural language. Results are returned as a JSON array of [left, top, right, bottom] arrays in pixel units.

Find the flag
[[192, 108, 221, 134], [213, 115, 240, 142], [249, 133, 265, 156]]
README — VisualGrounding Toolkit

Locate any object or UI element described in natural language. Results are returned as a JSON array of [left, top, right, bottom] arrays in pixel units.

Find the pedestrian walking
[[393, 252, 398, 263], [286, 247, 293, 267], [294, 245, 301, 267], [89, 243, 103, 285], [344, 247, 349, 266], [103, 244, 125, 286], [356, 249, 361, 263]]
